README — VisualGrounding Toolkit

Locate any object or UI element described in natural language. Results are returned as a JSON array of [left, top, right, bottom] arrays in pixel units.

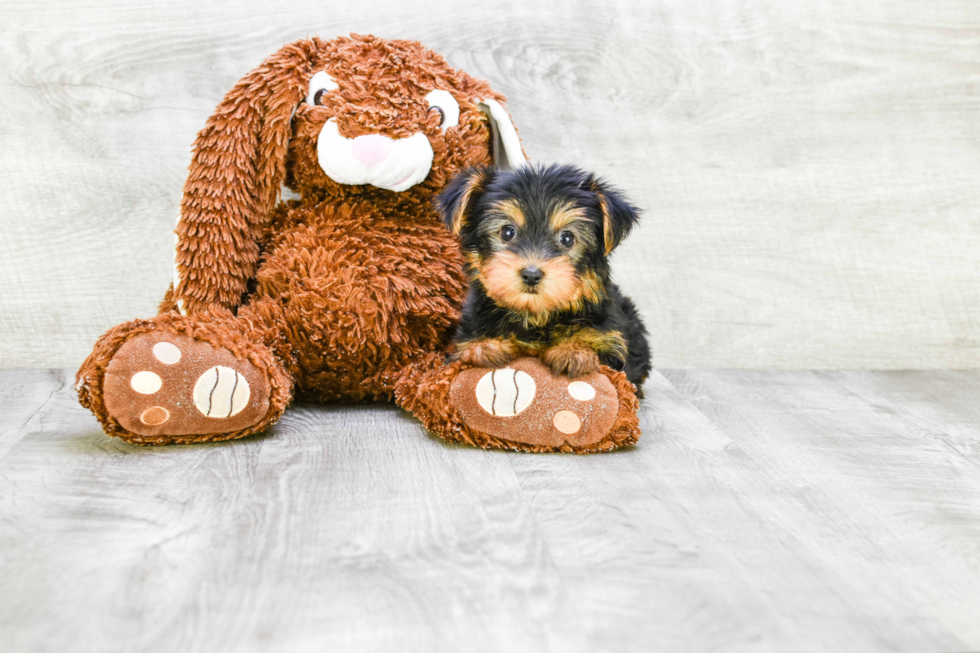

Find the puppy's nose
[[520, 266, 544, 287], [351, 134, 393, 169]]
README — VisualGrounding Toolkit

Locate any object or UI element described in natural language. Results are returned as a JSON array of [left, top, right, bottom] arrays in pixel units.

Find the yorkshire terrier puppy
[[437, 163, 651, 387]]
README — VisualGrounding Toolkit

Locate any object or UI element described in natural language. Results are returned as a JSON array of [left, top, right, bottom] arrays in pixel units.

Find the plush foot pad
[[450, 357, 619, 449], [102, 332, 271, 437]]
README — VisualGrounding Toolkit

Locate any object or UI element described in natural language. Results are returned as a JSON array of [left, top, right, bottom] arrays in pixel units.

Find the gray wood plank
[[2, 0, 980, 369], [0, 370, 68, 457], [0, 377, 589, 653], [3, 370, 980, 652], [509, 370, 980, 652], [662, 370, 980, 651], [824, 370, 980, 464]]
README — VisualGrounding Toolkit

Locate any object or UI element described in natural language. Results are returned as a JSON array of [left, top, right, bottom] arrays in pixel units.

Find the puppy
[[437, 164, 651, 388]]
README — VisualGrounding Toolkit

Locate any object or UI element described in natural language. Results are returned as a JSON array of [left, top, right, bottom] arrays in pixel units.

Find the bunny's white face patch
[[306, 71, 432, 193], [316, 118, 434, 193], [303, 69, 524, 192]]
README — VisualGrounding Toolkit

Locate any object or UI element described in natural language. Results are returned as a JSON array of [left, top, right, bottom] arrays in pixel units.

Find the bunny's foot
[[77, 314, 292, 445], [396, 355, 641, 453]]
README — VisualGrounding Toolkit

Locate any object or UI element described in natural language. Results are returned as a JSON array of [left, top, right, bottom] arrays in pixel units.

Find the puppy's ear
[[436, 166, 495, 235], [585, 174, 641, 255]]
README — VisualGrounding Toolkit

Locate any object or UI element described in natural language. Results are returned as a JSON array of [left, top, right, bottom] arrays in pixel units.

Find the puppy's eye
[[501, 225, 517, 242], [306, 71, 339, 106], [425, 89, 460, 130], [559, 231, 576, 248]]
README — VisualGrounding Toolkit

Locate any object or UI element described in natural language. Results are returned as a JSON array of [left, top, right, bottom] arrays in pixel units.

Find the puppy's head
[[437, 164, 640, 318]]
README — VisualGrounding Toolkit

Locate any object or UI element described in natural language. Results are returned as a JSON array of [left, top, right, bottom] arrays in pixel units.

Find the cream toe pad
[[193, 366, 251, 418], [567, 381, 596, 401], [152, 341, 182, 365], [475, 368, 536, 417], [553, 410, 582, 434], [130, 371, 162, 395], [140, 406, 170, 426]]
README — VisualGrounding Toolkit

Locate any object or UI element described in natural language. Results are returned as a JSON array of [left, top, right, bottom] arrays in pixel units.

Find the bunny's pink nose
[[351, 134, 393, 169]]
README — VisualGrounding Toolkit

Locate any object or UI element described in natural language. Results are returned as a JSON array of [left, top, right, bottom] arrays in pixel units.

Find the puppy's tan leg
[[456, 338, 519, 368], [543, 327, 626, 379], [542, 342, 601, 378]]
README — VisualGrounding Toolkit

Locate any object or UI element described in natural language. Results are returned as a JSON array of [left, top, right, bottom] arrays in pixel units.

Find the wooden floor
[[1, 370, 979, 652]]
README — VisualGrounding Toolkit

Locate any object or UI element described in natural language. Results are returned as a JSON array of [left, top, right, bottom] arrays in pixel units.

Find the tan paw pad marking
[[475, 368, 536, 417], [140, 406, 170, 426], [152, 341, 182, 365], [567, 381, 596, 401], [193, 366, 251, 418], [553, 410, 582, 434], [130, 371, 162, 395]]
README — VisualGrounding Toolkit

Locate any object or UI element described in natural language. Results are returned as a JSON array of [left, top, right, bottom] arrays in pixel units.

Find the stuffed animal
[[76, 34, 642, 453]]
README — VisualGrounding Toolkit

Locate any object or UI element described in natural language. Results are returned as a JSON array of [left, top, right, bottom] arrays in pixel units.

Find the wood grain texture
[[0, 370, 587, 652], [2, 369, 980, 652], [1, 0, 979, 369]]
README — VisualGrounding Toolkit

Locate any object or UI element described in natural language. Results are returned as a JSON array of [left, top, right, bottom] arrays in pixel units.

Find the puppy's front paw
[[457, 338, 518, 368], [542, 343, 600, 379]]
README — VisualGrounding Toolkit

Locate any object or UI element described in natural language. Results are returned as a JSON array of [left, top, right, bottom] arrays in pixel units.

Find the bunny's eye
[[425, 89, 460, 130], [306, 71, 339, 106], [428, 105, 445, 125]]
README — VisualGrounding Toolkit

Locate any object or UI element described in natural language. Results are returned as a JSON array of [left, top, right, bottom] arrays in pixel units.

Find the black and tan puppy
[[437, 164, 651, 387]]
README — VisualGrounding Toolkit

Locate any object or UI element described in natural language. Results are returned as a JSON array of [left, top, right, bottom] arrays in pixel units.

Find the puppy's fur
[[437, 164, 651, 387]]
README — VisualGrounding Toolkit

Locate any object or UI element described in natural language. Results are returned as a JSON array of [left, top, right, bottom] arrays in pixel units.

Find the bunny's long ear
[[172, 40, 317, 315], [478, 99, 528, 170]]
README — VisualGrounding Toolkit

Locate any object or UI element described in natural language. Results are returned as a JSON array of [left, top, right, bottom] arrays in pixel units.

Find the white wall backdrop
[[1, 0, 978, 369]]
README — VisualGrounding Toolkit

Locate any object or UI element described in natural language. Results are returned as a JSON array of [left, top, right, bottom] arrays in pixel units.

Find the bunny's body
[[244, 193, 466, 402]]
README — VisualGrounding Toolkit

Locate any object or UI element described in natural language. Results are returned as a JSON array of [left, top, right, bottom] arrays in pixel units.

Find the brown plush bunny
[[76, 34, 641, 452]]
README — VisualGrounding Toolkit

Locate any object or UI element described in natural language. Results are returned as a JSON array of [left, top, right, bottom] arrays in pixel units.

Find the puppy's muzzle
[[520, 265, 544, 288]]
